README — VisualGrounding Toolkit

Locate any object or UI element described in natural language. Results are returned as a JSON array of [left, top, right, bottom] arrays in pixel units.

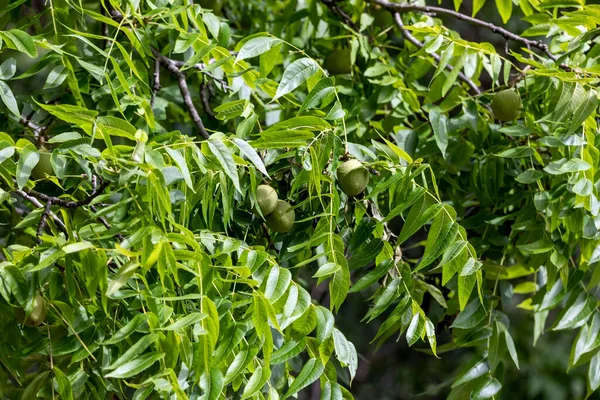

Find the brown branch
[[36, 200, 51, 244], [150, 59, 161, 108], [20, 118, 43, 138], [89, 176, 124, 241], [15, 190, 68, 235], [25, 180, 110, 208], [394, 13, 481, 95], [200, 83, 215, 118], [320, 0, 359, 31], [170, 59, 232, 91], [152, 48, 210, 140], [369, 0, 559, 62]]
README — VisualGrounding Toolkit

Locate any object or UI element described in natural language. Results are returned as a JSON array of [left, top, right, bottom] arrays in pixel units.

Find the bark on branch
[[152, 49, 210, 140], [369, 0, 559, 62]]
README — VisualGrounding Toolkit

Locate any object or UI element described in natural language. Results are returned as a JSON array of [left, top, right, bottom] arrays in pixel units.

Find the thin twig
[[25, 180, 109, 208], [370, 0, 559, 62], [170, 59, 231, 91], [150, 59, 161, 108], [200, 83, 215, 118], [89, 177, 124, 241], [15, 190, 68, 235], [394, 13, 481, 95], [20, 118, 43, 138], [152, 49, 210, 139], [320, 0, 359, 31], [36, 200, 52, 244]]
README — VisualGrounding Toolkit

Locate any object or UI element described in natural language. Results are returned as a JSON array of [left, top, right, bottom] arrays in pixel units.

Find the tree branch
[[369, 0, 559, 62], [320, 0, 359, 31], [15, 190, 68, 235], [25, 180, 109, 209], [152, 49, 210, 140], [394, 13, 481, 95], [150, 58, 161, 108], [170, 59, 232, 92], [36, 200, 51, 244], [89, 176, 125, 242], [200, 83, 215, 118], [20, 118, 43, 138]]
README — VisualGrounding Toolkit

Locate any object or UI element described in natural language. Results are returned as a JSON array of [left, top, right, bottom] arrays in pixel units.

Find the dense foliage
[[0, 0, 599, 398]]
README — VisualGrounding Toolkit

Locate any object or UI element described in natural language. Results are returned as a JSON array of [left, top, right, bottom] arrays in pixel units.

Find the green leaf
[[223, 345, 259, 384], [53, 368, 74, 400], [16, 144, 39, 189], [553, 293, 596, 331], [496, 146, 534, 158], [44, 65, 68, 89], [62, 241, 94, 254], [517, 239, 554, 254], [544, 158, 591, 175], [251, 130, 315, 149], [283, 359, 325, 398], [429, 107, 448, 158], [0, 29, 37, 58], [166, 147, 195, 191], [104, 334, 159, 371], [208, 139, 241, 193], [237, 36, 283, 61], [107, 261, 139, 296], [416, 209, 458, 271], [451, 298, 486, 329], [451, 360, 489, 387], [495, 0, 512, 23], [160, 312, 207, 331], [271, 338, 306, 364], [315, 306, 335, 342], [442, 51, 467, 96], [406, 313, 425, 346], [273, 58, 319, 101], [590, 352, 600, 391], [569, 90, 598, 133], [350, 260, 393, 293], [473, 377, 502, 399], [21, 371, 50, 400], [398, 196, 444, 245], [264, 264, 292, 303], [300, 77, 335, 112], [473, 0, 487, 16], [232, 138, 269, 177], [103, 314, 151, 345], [320, 382, 344, 400], [105, 352, 165, 379], [313, 262, 341, 278], [0, 80, 19, 118], [241, 365, 270, 399], [433, 42, 454, 80], [515, 169, 543, 184], [0, 58, 16, 80], [199, 368, 224, 400]]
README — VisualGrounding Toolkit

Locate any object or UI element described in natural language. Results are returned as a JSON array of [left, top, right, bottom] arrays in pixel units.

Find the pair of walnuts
[[256, 160, 370, 233]]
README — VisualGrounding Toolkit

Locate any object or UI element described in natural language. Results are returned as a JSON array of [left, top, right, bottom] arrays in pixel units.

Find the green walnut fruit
[[491, 89, 522, 122], [266, 200, 295, 233], [324, 49, 352, 75], [256, 185, 278, 216], [15, 293, 47, 327], [31, 151, 54, 180], [337, 159, 369, 197], [373, 6, 393, 27]]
